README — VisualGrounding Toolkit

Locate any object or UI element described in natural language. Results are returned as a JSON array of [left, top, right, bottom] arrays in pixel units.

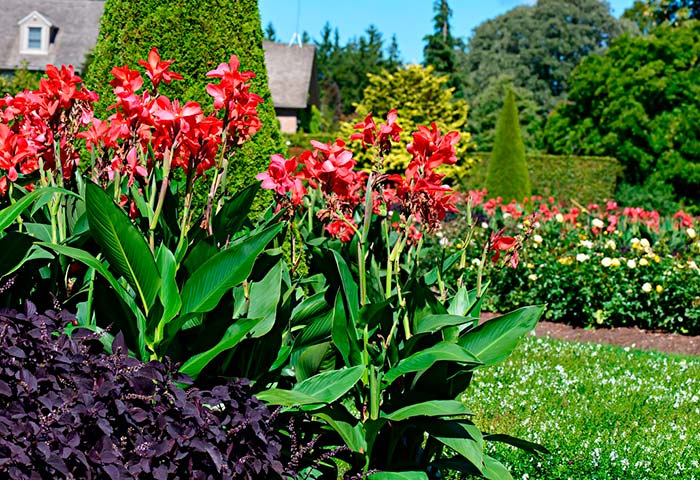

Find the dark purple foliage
[[0, 303, 284, 479]]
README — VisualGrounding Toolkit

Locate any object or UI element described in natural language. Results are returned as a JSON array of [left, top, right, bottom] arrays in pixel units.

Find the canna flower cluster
[[0, 65, 97, 195], [257, 110, 461, 242], [0, 48, 262, 206]]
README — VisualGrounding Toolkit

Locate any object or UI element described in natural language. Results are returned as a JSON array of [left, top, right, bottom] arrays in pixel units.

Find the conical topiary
[[485, 88, 531, 202]]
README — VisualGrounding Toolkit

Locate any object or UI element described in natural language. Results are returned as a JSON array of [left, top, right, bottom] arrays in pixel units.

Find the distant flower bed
[[429, 191, 700, 334]]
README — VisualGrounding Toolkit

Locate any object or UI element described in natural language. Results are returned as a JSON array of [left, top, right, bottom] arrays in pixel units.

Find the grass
[[463, 334, 700, 479]]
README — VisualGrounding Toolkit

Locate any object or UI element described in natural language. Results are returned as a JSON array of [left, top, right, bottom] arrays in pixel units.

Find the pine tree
[[485, 88, 531, 202], [84, 0, 282, 198], [423, 0, 462, 95]]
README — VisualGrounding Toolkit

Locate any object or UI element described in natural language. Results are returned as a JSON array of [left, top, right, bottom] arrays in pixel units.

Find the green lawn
[[464, 335, 700, 479]]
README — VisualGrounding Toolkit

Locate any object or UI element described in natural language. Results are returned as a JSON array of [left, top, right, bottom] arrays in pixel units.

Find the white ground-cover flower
[[642, 282, 653, 293], [640, 238, 651, 249], [580, 239, 594, 249], [639, 258, 649, 266], [533, 234, 543, 244], [576, 253, 590, 262], [627, 259, 637, 269], [601, 257, 612, 267], [556, 213, 565, 223], [688, 227, 697, 239], [528, 274, 538, 282], [605, 239, 617, 250], [592, 218, 605, 229]]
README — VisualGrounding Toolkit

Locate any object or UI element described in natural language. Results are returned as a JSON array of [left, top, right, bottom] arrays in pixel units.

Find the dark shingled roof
[[263, 41, 316, 109], [0, 0, 105, 72]]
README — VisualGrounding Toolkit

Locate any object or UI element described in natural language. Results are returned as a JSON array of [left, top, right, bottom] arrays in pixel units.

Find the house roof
[[263, 41, 316, 109], [0, 0, 105, 72]]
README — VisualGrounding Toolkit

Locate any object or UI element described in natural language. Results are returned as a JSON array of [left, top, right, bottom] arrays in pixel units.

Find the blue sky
[[259, 0, 636, 64]]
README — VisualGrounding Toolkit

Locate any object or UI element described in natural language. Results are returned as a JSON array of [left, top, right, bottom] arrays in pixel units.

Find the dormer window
[[18, 11, 54, 55]]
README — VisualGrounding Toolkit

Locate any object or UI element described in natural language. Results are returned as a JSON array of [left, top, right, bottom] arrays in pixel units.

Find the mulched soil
[[534, 320, 700, 357], [482, 313, 700, 356]]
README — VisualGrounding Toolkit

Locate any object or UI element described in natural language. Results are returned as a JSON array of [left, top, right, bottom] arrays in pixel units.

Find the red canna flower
[[138, 47, 183, 89], [256, 154, 306, 205]]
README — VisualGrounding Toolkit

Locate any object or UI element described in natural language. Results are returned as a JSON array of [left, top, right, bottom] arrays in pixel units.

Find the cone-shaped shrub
[[485, 88, 531, 202], [84, 0, 282, 196]]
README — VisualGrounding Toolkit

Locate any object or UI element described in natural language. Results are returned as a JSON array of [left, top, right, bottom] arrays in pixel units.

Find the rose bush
[[429, 192, 700, 334]]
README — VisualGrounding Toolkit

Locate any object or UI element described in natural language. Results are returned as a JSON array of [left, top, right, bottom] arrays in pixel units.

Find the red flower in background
[[256, 154, 306, 205], [489, 229, 518, 268], [138, 47, 183, 89]]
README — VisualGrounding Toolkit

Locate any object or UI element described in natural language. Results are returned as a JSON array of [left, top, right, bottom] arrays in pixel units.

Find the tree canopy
[[459, 0, 632, 148], [624, 0, 700, 30], [423, 0, 462, 96], [543, 22, 700, 204], [314, 24, 401, 120]]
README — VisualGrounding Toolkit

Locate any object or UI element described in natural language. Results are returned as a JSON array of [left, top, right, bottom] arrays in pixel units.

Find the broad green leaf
[[382, 400, 472, 421], [331, 249, 359, 325], [212, 183, 260, 243], [458, 305, 545, 365], [482, 454, 513, 480], [0, 187, 77, 231], [1, 246, 53, 278], [255, 388, 323, 406], [248, 261, 283, 337], [179, 317, 260, 380], [85, 182, 160, 313], [154, 245, 181, 343], [295, 365, 365, 404], [368, 472, 429, 480], [0, 232, 34, 277], [38, 243, 148, 360], [180, 223, 282, 315], [384, 342, 481, 385], [484, 434, 550, 455], [296, 309, 333, 347], [314, 408, 368, 453], [414, 314, 477, 335], [22, 223, 53, 242], [427, 420, 484, 474], [295, 342, 332, 382], [291, 291, 329, 326]]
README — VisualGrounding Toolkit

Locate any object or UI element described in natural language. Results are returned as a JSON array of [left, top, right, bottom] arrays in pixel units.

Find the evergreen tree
[[314, 23, 402, 120], [265, 22, 277, 41], [423, 0, 462, 95], [84, 0, 282, 197], [485, 88, 531, 202], [624, 0, 700, 28]]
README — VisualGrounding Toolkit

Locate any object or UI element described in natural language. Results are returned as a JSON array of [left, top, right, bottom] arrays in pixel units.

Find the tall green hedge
[[84, 0, 282, 197], [465, 154, 623, 205], [485, 89, 531, 202]]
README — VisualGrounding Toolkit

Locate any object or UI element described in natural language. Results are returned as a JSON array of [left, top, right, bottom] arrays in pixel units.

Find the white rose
[[592, 218, 604, 229], [627, 259, 637, 269], [576, 253, 590, 262], [601, 257, 612, 267], [640, 238, 651, 248], [533, 234, 543, 244], [642, 282, 652, 293], [687, 228, 697, 239], [555, 213, 565, 223]]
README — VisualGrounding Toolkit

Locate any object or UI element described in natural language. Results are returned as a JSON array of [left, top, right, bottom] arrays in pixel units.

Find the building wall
[[276, 108, 298, 133]]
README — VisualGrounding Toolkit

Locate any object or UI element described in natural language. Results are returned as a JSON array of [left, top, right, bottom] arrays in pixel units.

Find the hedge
[[464, 153, 622, 204], [84, 0, 282, 200]]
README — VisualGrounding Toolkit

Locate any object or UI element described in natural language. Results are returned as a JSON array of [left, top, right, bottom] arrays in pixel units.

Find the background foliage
[[459, 0, 633, 149], [465, 154, 622, 205], [543, 21, 700, 205]]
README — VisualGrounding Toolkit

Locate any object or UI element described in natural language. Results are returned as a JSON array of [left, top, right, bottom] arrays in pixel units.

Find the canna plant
[[253, 111, 546, 479], [0, 50, 288, 378]]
